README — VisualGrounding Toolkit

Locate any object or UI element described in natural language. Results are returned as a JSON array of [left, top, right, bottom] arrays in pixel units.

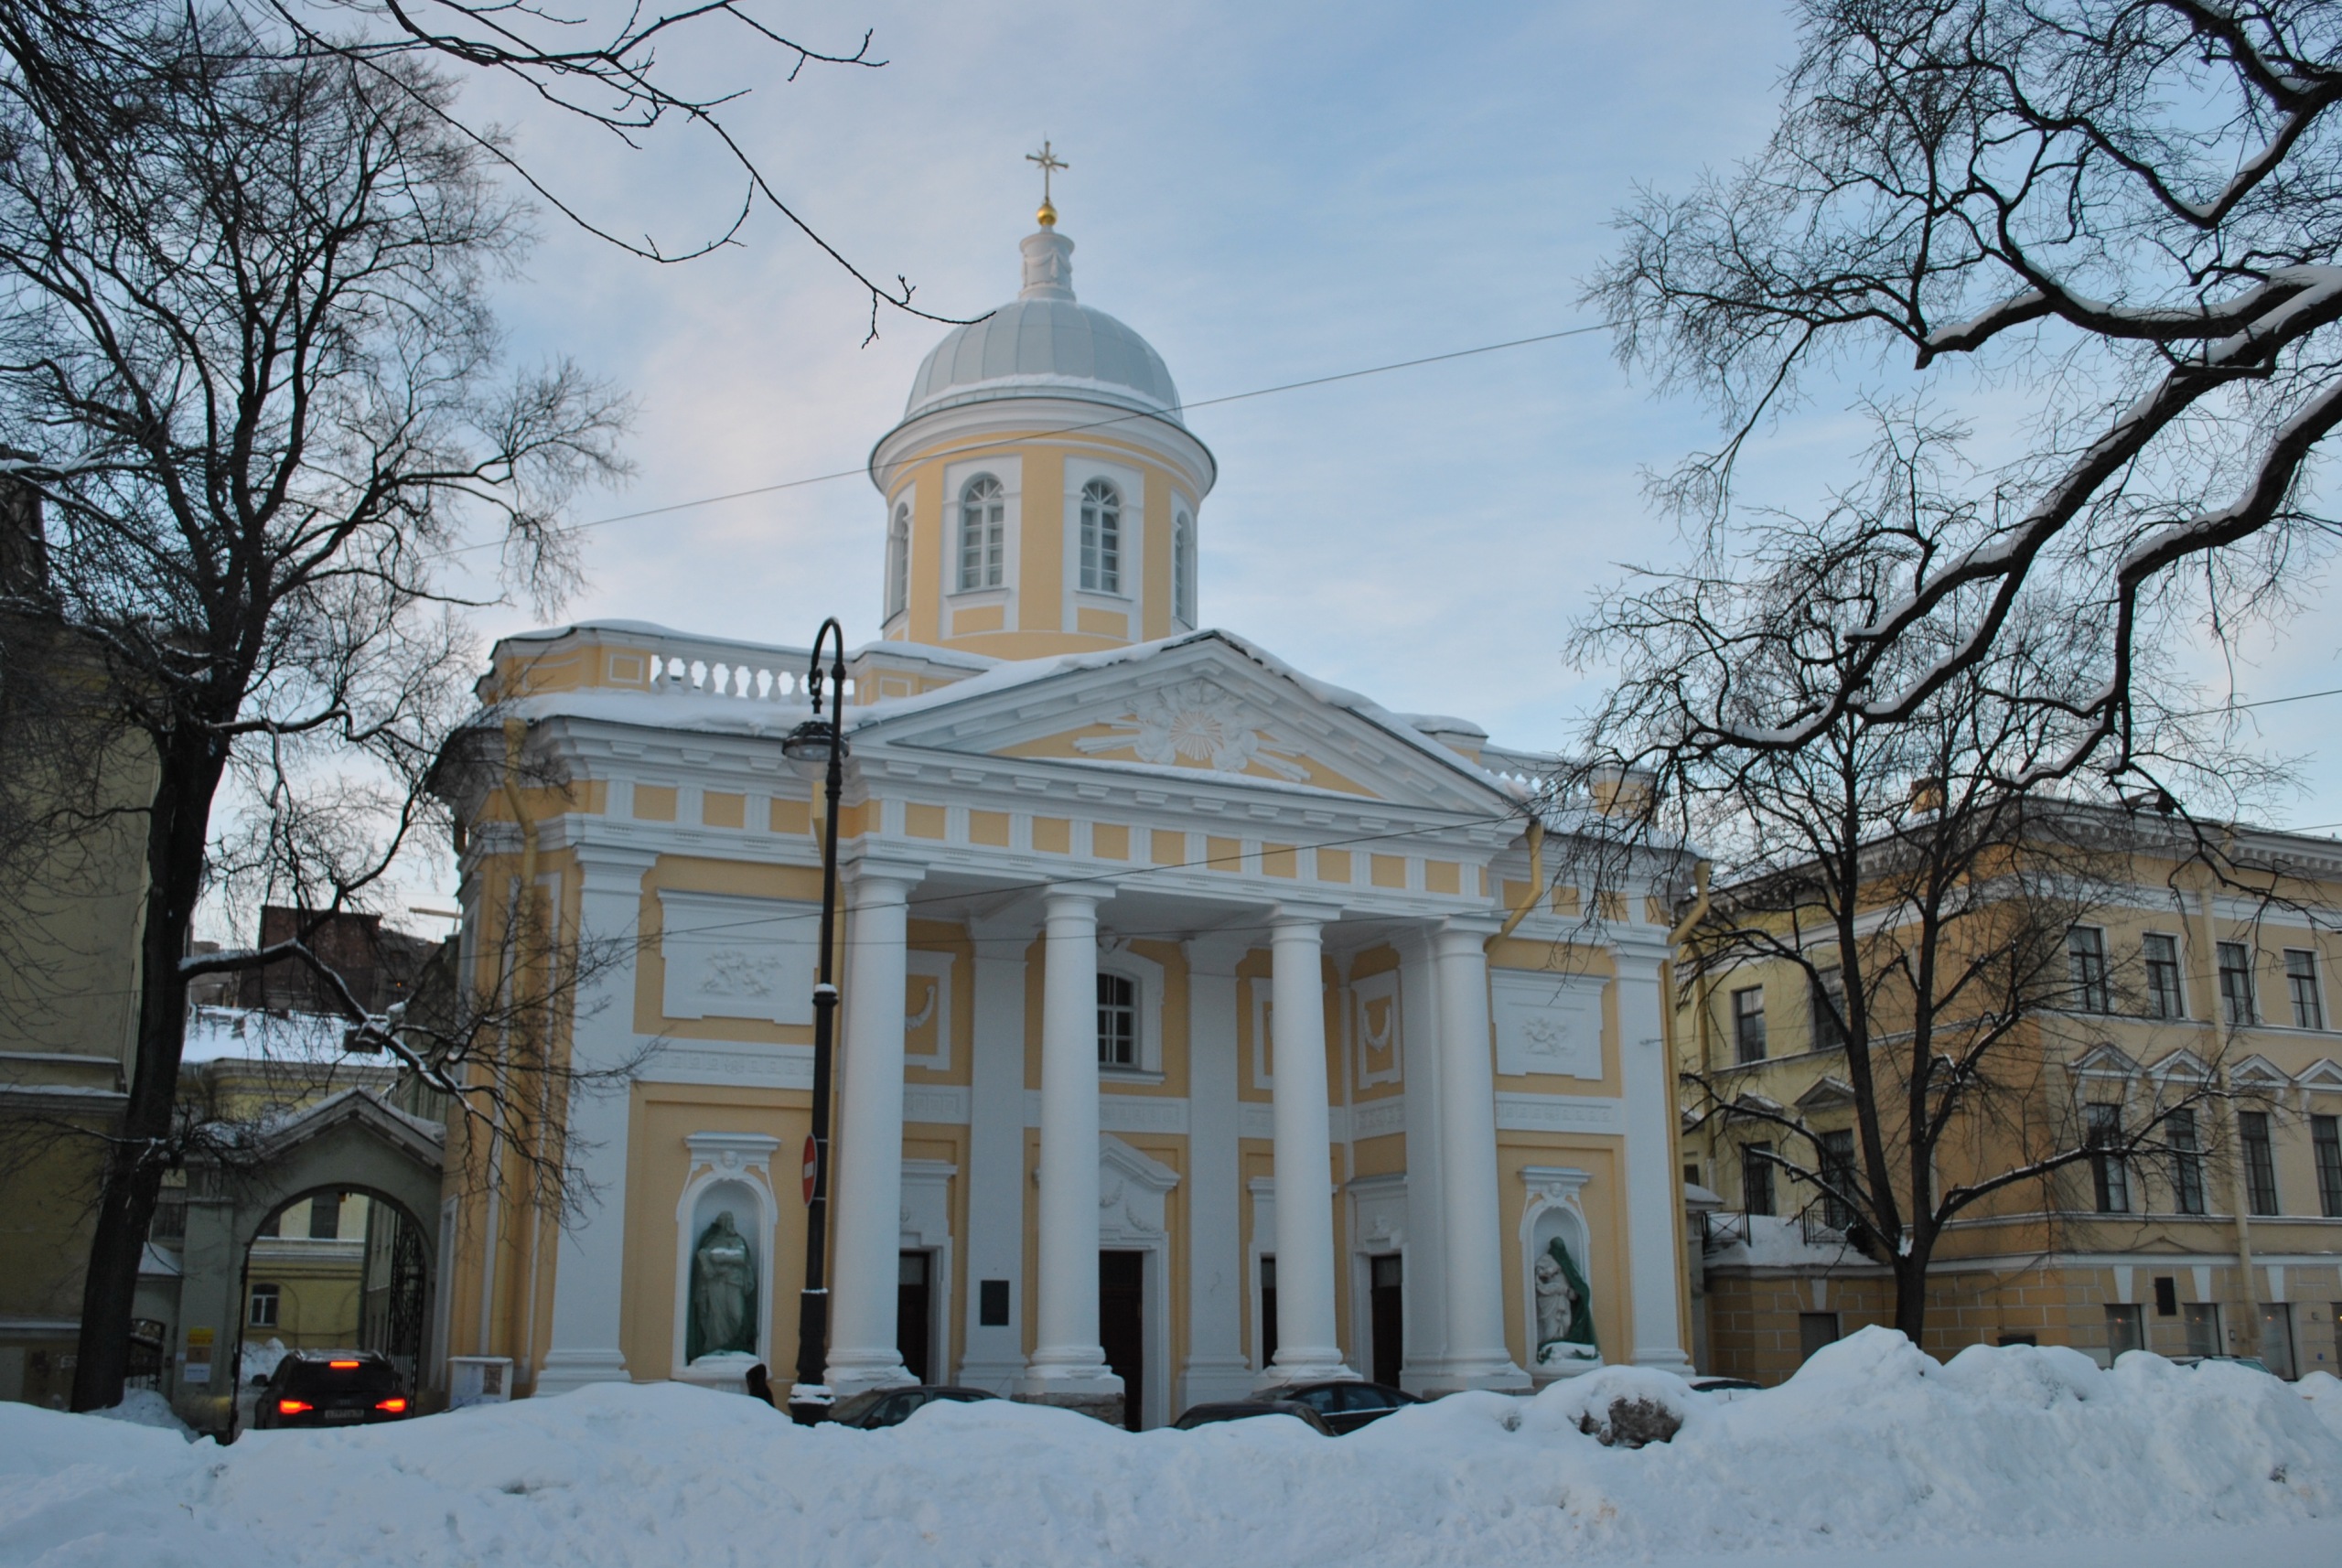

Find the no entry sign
[[801, 1135, 818, 1205]]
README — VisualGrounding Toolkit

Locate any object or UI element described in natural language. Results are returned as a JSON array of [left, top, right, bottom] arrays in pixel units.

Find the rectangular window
[[2315, 1114, 2342, 1219], [2240, 1111, 2281, 1215], [1096, 972, 1137, 1068], [1799, 1311, 1841, 1363], [2286, 950, 2326, 1030], [2218, 941, 2256, 1026], [1732, 985, 1767, 1064], [2260, 1303, 2297, 1380], [1743, 1143, 1776, 1218], [2105, 1304, 2143, 1360], [2068, 928, 2111, 1013], [1818, 1127, 1858, 1230], [2154, 1276, 2178, 1316], [2183, 1301, 2221, 1357], [2086, 1102, 2129, 1214], [2168, 1108, 2207, 1216], [306, 1194, 343, 1240], [978, 1279, 1011, 1327], [1810, 967, 1847, 1052], [248, 1283, 281, 1327], [2143, 934, 2186, 1019], [1258, 1255, 1277, 1369]]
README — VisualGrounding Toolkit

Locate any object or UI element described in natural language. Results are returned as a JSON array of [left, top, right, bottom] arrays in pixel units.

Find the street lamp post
[[783, 618, 850, 1424]]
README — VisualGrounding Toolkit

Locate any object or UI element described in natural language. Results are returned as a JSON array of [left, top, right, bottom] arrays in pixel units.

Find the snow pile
[[88, 1390, 193, 1439], [4, 1329, 2337, 1567]]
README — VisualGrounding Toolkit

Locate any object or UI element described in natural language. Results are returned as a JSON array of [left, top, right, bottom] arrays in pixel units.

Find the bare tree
[[0, 9, 632, 1409], [0, 0, 975, 340], [1588, 0, 2342, 788], [1565, 420, 2267, 1341]]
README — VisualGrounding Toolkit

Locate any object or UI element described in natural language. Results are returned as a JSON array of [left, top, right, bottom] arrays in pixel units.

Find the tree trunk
[[1890, 1240, 1934, 1348], [69, 733, 223, 1412]]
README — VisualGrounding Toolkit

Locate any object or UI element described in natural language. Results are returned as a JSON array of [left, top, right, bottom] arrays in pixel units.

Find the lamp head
[[781, 718, 844, 767]]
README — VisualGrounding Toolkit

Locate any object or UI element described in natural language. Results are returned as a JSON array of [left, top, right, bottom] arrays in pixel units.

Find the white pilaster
[[1180, 935, 1253, 1406], [1615, 935, 1695, 1375], [825, 860, 923, 1396], [1260, 908, 1356, 1385], [1023, 888, 1122, 1402], [1427, 920, 1530, 1392], [539, 843, 658, 1394], [1392, 926, 1449, 1391], [960, 910, 1038, 1393]]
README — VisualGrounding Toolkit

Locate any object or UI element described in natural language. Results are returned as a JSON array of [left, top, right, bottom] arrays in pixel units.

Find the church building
[[434, 192, 1695, 1427]]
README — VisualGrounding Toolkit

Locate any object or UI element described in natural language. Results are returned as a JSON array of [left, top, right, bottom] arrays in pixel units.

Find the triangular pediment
[[2145, 1047, 2213, 1085], [2297, 1057, 2342, 1090], [2070, 1043, 2139, 1079], [852, 632, 1513, 814], [2229, 1053, 2292, 1087]]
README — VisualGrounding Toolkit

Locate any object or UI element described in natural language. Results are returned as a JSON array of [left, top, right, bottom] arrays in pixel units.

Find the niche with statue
[[670, 1132, 780, 1388], [1520, 1165, 1601, 1380]]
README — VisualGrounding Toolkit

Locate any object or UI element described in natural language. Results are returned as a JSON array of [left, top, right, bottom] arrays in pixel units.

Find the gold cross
[[1026, 140, 1069, 216]]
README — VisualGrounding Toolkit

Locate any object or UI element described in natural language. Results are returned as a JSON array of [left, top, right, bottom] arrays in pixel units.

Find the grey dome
[[898, 226, 1184, 425]]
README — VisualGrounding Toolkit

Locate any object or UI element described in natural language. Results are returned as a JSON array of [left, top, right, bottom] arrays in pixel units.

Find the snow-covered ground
[[7, 1329, 2342, 1567]]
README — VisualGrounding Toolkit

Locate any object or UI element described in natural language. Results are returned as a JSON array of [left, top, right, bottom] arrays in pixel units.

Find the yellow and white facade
[[435, 214, 1695, 1423]]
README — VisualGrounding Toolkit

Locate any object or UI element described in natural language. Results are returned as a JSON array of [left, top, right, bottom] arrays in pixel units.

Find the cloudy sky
[[392, 0, 2342, 925]]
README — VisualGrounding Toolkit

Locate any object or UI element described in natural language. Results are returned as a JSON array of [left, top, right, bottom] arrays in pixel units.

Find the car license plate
[[323, 1409, 364, 1423]]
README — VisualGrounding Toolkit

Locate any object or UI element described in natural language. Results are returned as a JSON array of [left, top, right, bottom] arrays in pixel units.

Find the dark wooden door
[[897, 1251, 931, 1383], [1099, 1250, 1144, 1431], [1369, 1253, 1403, 1387]]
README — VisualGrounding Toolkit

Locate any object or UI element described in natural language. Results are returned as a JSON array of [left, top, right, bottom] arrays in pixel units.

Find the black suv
[[253, 1350, 412, 1429]]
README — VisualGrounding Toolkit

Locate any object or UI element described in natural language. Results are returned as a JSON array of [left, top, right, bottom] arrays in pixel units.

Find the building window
[[957, 475, 1005, 591], [1096, 972, 1137, 1068], [307, 1194, 343, 1240], [885, 501, 910, 619], [2105, 1303, 2143, 1360], [1798, 1311, 1841, 1362], [2168, 1107, 2207, 1216], [2068, 928, 2111, 1013], [2285, 950, 2325, 1030], [2315, 1114, 2342, 1219], [1078, 478, 1122, 594], [1742, 1143, 1776, 1217], [1258, 1255, 1278, 1369], [2183, 1301, 2220, 1357], [2218, 941, 2256, 1026], [1732, 985, 1767, 1064], [1818, 1127, 1858, 1230], [1172, 510, 1196, 624], [2086, 1102, 2128, 1214], [2240, 1111, 2280, 1215], [249, 1283, 281, 1327], [1811, 966, 1846, 1051], [2143, 933, 2185, 1020]]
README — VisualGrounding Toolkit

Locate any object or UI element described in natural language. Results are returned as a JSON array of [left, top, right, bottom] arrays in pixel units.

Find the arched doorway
[[173, 1090, 445, 1434]]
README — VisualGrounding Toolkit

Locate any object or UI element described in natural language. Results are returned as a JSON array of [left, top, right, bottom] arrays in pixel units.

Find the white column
[[825, 860, 922, 1396], [1428, 919, 1529, 1392], [959, 910, 1037, 1393], [539, 844, 658, 1394], [1023, 888, 1122, 1405], [1181, 936, 1253, 1406], [1392, 926, 1449, 1391], [1261, 908, 1356, 1384], [1615, 936, 1695, 1374]]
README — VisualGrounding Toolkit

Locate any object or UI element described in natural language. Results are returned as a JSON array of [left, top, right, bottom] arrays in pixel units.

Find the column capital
[[1040, 883, 1105, 917], [1609, 931, 1673, 973], [1434, 914, 1502, 952], [570, 841, 661, 895], [1185, 931, 1254, 976], [843, 856, 925, 904], [1270, 900, 1344, 933]]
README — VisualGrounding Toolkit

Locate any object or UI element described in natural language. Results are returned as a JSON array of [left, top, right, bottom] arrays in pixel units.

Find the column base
[[954, 1356, 1027, 1398], [535, 1348, 630, 1395], [1416, 1352, 1531, 1395], [825, 1349, 916, 1399], [1255, 1348, 1359, 1388], [1178, 1354, 1256, 1409], [1015, 1388, 1128, 1425]]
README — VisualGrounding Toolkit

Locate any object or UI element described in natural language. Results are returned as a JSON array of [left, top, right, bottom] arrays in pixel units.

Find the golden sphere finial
[[1037, 198, 1058, 228]]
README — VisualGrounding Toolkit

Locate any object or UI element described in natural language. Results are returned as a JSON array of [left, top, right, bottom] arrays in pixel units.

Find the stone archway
[[172, 1090, 444, 1434]]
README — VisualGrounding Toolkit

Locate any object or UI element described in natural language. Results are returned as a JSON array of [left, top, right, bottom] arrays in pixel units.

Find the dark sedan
[[822, 1384, 997, 1430], [252, 1350, 411, 1429], [1252, 1379, 1420, 1434]]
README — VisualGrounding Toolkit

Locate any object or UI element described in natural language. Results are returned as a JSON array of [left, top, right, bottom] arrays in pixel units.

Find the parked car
[[252, 1350, 411, 1429], [822, 1385, 997, 1430], [2172, 1355, 2279, 1376], [1172, 1399, 1336, 1435], [1688, 1375, 1765, 1402], [1247, 1380, 1421, 1435]]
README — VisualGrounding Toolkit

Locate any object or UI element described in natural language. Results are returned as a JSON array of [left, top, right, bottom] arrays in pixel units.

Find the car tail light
[[374, 1397, 408, 1413], [277, 1399, 312, 1415], [328, 1359, 361, 1369]]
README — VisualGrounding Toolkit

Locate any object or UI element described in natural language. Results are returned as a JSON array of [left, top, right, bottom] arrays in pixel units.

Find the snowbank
[[4, 1329, 2337, 1567], [88, 1390, 193, 1439]]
